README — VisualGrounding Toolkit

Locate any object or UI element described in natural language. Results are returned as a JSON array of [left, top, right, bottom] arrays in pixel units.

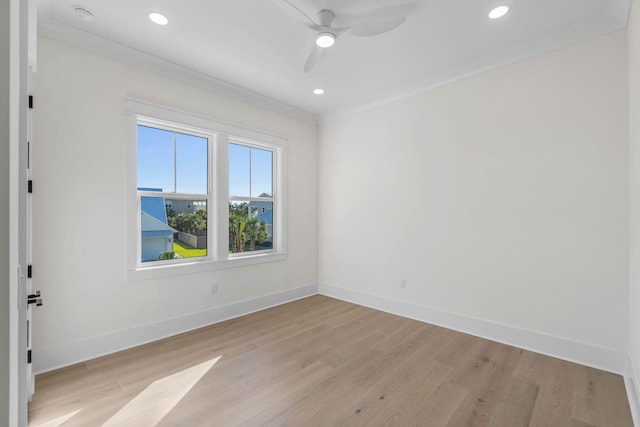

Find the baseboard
[[34, 283, 319, 374], [626, 354, 640, 426], [35, 282, 628, 380], [318, 283, 626, 375]]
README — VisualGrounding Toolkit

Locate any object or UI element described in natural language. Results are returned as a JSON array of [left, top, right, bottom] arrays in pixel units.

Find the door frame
[[9, 0, 33, 424]]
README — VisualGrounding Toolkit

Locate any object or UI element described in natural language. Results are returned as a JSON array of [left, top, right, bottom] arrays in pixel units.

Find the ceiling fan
[[274, 1, 411, 73]]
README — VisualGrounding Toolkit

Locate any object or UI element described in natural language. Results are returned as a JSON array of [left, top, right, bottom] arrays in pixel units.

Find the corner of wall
[[625, 354, 640, 426], [319, 283, 627, 375]]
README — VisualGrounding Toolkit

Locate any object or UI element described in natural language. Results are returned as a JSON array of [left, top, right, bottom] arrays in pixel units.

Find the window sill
[[127, 251, 288, 282]]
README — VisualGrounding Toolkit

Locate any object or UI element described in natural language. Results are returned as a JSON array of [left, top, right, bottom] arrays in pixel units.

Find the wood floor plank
[[445, 343, 523, 427], [512, 348, 549, 385], [528, 357, 578, 427], [236, 347, 380, 427], [28, 295, 634, 427], [164, 362, 334, 427], [328, 354, 458, 426], [572, 366, 634, 426], [487, 377, 540, 427]]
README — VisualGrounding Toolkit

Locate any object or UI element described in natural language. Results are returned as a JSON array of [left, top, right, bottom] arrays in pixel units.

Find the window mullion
[[173, 132, 177, 193], [217, 134, 230, 260], [139, 192, 207, 199], [228, 196, 274, 203]]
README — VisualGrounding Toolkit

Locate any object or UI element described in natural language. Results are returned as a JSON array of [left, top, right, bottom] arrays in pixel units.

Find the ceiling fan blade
[[349, 16, 406, 37], [304, 46, 323, 73], [273, 0, 322, 31], [337, 3, 416, 26]]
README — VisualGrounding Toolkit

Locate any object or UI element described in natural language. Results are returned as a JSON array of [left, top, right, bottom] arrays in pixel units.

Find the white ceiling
[[36, 0, 631, 123]]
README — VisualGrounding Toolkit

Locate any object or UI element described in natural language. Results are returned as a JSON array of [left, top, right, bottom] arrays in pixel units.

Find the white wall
[[32, 37, 318, 372], [319, 31, 628, 359], [628, 0, 640, 419]]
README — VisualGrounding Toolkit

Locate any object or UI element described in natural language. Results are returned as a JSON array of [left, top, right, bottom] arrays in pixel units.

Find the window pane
[[229, 143, 273, 198], [140, 195, 175, 262], [229, 144, 250, 197], [168, 199, 208, 260], [137, 125, 175, 192], [229, 201, 273, 253], [141, 196, 208, 263], [251, 148, 272, 198], [176, 132, 208, 194]]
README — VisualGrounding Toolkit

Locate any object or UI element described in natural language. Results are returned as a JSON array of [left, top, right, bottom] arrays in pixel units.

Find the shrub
[[158, 251, 176, 260]]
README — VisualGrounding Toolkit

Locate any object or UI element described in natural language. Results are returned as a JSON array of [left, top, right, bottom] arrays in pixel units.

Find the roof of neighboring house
[[141, 211, 176, 239], [141, 196, 168, 224]]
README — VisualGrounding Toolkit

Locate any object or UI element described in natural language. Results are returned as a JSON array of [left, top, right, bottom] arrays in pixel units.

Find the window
[[229, 142, 274, 254], [126, 99, 287, 279], [137, 124, 210, 264]]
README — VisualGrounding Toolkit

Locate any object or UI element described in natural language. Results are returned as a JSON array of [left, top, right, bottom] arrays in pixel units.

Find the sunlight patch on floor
[[102, 356, 221, 427], [31, 409, 82, 427]]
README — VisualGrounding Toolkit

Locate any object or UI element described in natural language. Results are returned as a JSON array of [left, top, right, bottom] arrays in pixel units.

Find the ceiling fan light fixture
[[316, 32, 335, 48], [488, 5, 510, 19], [149, 12, 169, 26]]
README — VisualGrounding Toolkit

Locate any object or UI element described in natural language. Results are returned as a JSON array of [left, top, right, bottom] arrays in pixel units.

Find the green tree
[[193, 208, 207, 231], [229, 202, 249, 218], [229, 202, 249, 253], [229, 215, 246, 253], [228, 202, 269, 252], [168, 210, 208, 234], [244, 217, 269, 251], [174, 213, 194, 233]]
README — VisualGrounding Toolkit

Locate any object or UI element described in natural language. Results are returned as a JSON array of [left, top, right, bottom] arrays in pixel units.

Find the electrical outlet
[[210, 283, 218, 295], [400, 279, 407, 289]]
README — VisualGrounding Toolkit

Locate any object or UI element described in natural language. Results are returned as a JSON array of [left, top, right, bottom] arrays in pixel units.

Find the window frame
[[126, 99, 287, 281], [228, 137, 277, 258], [136, 120, 215, 267]]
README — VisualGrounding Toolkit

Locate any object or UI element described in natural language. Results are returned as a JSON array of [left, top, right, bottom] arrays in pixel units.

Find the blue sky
[[137, 125, 272, 197], [228, 143, 272, 198]]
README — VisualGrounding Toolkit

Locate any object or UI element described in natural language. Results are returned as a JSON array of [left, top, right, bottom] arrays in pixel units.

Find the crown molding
[[38, 20, 319, 125], [318, 3, 629, 124], [608, 0, 633, 26], [38, 0, 631, 127]]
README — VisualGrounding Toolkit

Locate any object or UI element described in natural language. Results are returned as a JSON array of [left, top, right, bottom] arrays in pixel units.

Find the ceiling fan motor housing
[[317, 9, 335, 27]]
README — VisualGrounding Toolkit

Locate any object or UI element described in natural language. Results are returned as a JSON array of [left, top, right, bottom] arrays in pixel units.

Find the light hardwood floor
[[28, 295, 633, 426]]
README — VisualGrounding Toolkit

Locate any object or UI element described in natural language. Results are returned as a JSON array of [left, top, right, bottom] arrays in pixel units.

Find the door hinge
[[27, 291, 42, 307], [28, 95, 33, 109], [28, 180, 32, 194], [27, 265, 32, 279], [27, 350, 32, 364]]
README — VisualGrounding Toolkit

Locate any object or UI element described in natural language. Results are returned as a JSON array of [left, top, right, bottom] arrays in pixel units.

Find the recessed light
[[313, 88, 325, 95], [149, 12, 169, 26], [315, 33, 335, 48], [488, 5, 510, 19], [73, 6, 94, 21]]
